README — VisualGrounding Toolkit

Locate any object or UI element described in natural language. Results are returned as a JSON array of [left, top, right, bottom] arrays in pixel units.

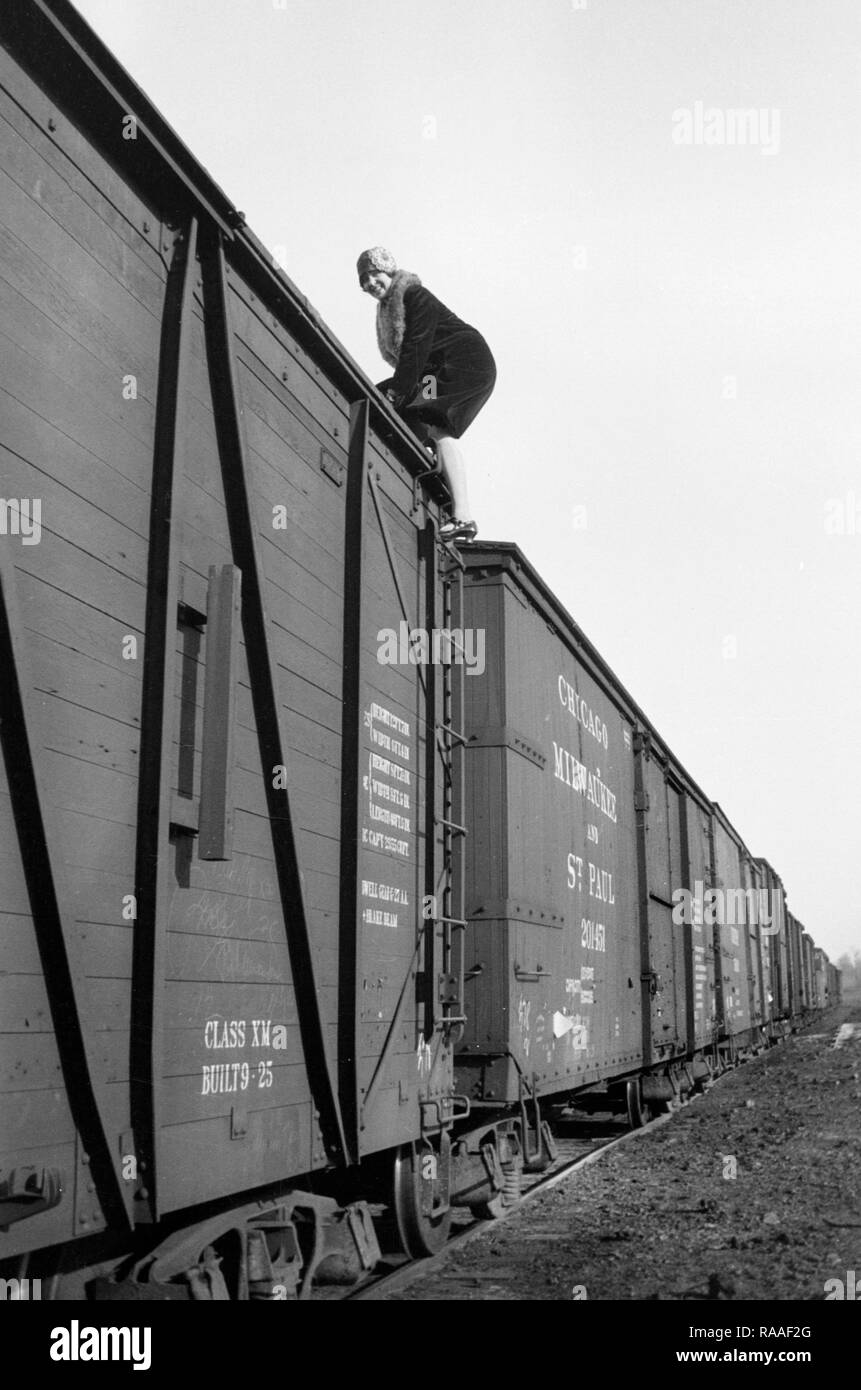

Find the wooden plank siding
[[0, 15, 451, 1257], [711, 813, 755, 1036], [0, 35, 164, 1252], [458, 556, 644, 1102], [682, 796, 720, 1048], [457, 545, 742, 1107]]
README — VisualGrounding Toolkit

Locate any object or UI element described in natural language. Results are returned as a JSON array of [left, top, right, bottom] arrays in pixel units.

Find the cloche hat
[[357, 246, 397, 281]]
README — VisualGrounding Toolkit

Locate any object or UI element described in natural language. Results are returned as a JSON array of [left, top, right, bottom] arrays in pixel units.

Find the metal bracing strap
[[0, 558, 131, 1233], [201, 232, 348, 1168], [337, 397, 368, 1160], [366, 469, 428, 700], [131, 216, 200, 1220], [437, 720, 467, 745]]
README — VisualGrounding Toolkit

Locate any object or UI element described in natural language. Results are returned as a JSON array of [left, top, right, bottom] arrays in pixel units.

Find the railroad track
[[344, 1106, 680, 1301], [336, 1044, 807, 1301]]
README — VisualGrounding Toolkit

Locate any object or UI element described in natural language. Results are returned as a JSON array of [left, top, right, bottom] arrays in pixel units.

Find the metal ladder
[[434, 537, 469, 1038]]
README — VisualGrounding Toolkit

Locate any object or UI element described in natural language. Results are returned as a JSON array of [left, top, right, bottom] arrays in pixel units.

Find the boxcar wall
[[711, 808, 757, 1043], [455, 543, 733, 1105], [802, 933, 815, 1011], [677, 784, 720, 1053], [454, 543, 817, 1112], [758, 858, 790, 1028], [631, 732, 717, 1070], [0, 0, 454, 1265], [749, 856, 773, 1030], [456, 548, 640, 1101], [787, 913, 806, 1021]]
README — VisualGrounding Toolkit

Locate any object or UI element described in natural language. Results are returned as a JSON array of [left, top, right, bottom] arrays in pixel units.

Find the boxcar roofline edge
[[0, 0, 447, 505]]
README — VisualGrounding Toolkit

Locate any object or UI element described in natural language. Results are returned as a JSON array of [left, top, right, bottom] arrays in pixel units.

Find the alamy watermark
[[824, 491, 861, 534], [1, 1277, 41, 1299], [376, 622, 485, 675], [672, 102, 780, 156], [824, 1270, 858, 1300], [672, 880, 782, 933], [49, 1322, 151, 1370], [0, 498, 41, 545]]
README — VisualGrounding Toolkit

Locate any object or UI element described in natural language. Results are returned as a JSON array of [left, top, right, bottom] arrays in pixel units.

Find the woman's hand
[[375, 378, 402, 408]]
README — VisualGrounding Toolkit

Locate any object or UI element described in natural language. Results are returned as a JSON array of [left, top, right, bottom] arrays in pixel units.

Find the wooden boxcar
[[758, 857, 791, 1034], [801, 931, 815, 1011], [675, 782, 719, 1059], [812, 946, 830, 1010], [786, 912, 806, 1021], [711, 807, 757, 1043], [453, 542, 822, 1136], [454, 542, 778, 1130], [456, 542, 643, 1114], [0, 0, 463, 1293]]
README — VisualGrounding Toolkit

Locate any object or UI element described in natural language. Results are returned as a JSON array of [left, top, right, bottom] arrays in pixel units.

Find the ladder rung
[[436, 816, 466, 834], [437, 722, 467, 745], [437, 916, 468, 927]]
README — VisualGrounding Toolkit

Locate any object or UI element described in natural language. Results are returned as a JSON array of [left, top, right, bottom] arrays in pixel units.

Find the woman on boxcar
[[357, 246, 496, 541]]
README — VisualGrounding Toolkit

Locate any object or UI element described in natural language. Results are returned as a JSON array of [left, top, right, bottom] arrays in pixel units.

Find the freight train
[[0, 0, 839, 1299]]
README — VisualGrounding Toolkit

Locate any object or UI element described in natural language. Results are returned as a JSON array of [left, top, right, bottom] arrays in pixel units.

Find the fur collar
[[377, 269, 422, 365]]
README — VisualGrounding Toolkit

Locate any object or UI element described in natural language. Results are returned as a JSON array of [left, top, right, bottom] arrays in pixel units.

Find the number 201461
[[581, 918, 606, 952]]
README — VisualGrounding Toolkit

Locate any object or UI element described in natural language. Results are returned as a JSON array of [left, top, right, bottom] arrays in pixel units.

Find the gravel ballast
[[387, 1003, 861, 1300]]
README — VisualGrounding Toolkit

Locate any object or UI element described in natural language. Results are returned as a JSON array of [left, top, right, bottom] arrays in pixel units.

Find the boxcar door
[[634, 736, 681, 1062], [682, 797, 719, 1047], [145, 240, 350, 1214], [742, 855, 765, 1029]]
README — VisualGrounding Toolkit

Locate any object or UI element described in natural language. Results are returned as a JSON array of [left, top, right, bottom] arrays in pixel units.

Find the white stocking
[[434, 435, 472, 521]]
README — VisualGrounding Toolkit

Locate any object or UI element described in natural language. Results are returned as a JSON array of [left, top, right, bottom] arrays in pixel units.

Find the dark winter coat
[[375, 270, 496, 442]]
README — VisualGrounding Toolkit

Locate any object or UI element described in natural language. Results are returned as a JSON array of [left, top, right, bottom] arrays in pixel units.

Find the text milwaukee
[[553, 741, 617, 823]]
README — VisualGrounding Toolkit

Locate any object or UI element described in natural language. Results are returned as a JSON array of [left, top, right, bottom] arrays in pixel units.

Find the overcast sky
[[75, 0, 861, 961]]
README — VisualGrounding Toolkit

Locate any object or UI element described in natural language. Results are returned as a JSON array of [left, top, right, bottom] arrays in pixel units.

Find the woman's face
[[361, 270, 392, 300]]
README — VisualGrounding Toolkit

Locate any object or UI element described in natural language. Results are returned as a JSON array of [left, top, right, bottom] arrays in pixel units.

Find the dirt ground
[[388, 1001, 861, 1300]]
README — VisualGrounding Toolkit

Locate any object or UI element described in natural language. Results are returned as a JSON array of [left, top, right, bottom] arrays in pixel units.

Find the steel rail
[[345, 1107, 684, 1301]]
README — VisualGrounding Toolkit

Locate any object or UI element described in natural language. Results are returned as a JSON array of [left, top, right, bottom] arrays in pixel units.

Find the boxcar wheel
[[392, 1143, 452, 1258]]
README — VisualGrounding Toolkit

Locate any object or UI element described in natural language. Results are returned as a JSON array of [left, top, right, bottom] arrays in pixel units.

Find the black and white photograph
[[0, 0, 859, 1362]]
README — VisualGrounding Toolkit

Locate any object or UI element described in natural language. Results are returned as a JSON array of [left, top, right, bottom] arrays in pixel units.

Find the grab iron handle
[[514, 964, 552, 982]]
